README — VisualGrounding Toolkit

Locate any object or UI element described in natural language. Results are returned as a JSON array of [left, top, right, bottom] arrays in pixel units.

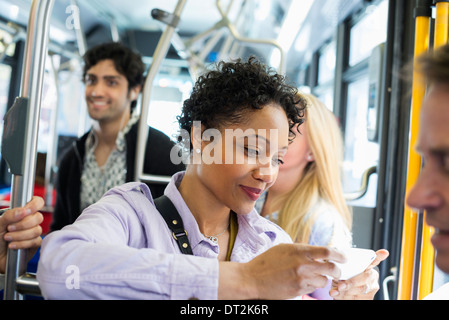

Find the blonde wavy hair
[[275, 93, 352, 243]]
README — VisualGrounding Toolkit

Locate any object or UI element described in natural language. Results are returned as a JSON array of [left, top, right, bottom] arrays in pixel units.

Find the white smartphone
[[333, 248, 376, 280]]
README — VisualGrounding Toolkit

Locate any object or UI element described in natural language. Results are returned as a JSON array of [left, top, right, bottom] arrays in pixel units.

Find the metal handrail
[[182, 0, 285, 74], [16, 273, 41, 297], [134, 0, 187, 183], [0, 23, 23, 64], [134, 0, 286, 184], [344, 166, 377, 201], [0, 273, 42, 297], [382, 267, 397, 300], [2, 0, 55, 300], [214, 0, 285, 74], [70, 0, 87, 56]]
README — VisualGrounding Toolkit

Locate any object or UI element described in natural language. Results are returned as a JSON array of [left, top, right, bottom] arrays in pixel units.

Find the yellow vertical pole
[[434, 1, 449, 47], [419, 217, 435, 300], [397, 2, 431, 300], [417, 0, 449, 300]]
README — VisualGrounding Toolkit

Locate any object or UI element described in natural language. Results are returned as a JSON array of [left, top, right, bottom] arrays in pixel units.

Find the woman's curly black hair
[[177, 56, 306, 151]]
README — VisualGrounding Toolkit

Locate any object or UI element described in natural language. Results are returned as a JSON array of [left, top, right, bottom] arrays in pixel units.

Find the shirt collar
[[85, 110, 140, 152], [116, 111, 139, 151], [163, 172, 278, 252]]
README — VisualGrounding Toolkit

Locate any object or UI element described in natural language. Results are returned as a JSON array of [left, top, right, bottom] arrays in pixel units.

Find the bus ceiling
[[0, 0, 367, 77]]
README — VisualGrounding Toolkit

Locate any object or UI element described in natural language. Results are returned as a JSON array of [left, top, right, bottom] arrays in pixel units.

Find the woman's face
[[281, 122, 312, 171], [269, 121, 313, 194], [195, 103, 290, 214]]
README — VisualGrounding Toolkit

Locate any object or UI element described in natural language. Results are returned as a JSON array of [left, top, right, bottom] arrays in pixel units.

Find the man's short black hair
[[82, 42, 145, 91]]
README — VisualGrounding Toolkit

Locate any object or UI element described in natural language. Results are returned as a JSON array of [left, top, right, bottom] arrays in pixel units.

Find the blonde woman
[[256, 93, 389, 299]]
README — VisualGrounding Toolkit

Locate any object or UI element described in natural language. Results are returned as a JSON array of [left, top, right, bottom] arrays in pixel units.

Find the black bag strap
[[154, 195, 193, 255]]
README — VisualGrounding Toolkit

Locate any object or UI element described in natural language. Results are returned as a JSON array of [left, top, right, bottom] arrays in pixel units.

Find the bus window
[[0, 63, 12, 162], [0, 28, 16, 58], [318, 40, 336, 86], [147, 73, 193, 142], [57, 59, 88, 138], [37, 56, 58, 154], [0, 26, 15, 139], [341, 0, 389, 208], [0, 64, 11, 123], [343, 76, 379, 208], [316, 40, 336, 111], [316, 89, 334, 113], [349, 0, 388, 67]]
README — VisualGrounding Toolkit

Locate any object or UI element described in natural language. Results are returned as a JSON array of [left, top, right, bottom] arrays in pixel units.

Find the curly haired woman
[[36, 57, 347, 300]]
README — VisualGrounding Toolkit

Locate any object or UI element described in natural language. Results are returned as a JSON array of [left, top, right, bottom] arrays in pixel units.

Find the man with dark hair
[[407, 43, 449, 299], [82, 42, 145, 113], [51, 42, 184, 231]]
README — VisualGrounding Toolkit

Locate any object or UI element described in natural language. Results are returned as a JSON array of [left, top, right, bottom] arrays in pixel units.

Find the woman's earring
[[195, 148, 201, 154]]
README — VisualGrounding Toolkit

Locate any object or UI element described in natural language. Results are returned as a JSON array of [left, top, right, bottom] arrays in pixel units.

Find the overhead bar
[[134, 0, 187, 183], [70, 0, 87, 56], [214, 0, 285, 74]]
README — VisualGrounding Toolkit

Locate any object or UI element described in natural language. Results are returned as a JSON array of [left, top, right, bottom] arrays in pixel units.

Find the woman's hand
[[330, 249, 389, 300], [221, 243, 346, 300]]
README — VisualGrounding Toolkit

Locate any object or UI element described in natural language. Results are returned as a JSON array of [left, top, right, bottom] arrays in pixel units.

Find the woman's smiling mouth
[[240, 185, 263, 201]]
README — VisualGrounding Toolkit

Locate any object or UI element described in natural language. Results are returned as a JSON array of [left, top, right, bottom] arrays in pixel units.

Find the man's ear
[[130, 85, 141, 101]]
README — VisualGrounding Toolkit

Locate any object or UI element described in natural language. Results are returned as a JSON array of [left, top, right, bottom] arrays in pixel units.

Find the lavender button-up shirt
[[37, 172, 292, 300]]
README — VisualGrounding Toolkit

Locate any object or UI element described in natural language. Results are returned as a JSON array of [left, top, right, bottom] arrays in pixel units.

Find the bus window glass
[[318, 40, 336, 85], [37, 57, 58, 153], [147, 75, 193, 142], [0, 29, 16, 58], [0, 64, 11, 117], [349, 0, 388, 67], [316, 89, 334, 113], [0, 64, 12, 148], [57, 62, 89, 138], [343, 76, 379, 207]]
